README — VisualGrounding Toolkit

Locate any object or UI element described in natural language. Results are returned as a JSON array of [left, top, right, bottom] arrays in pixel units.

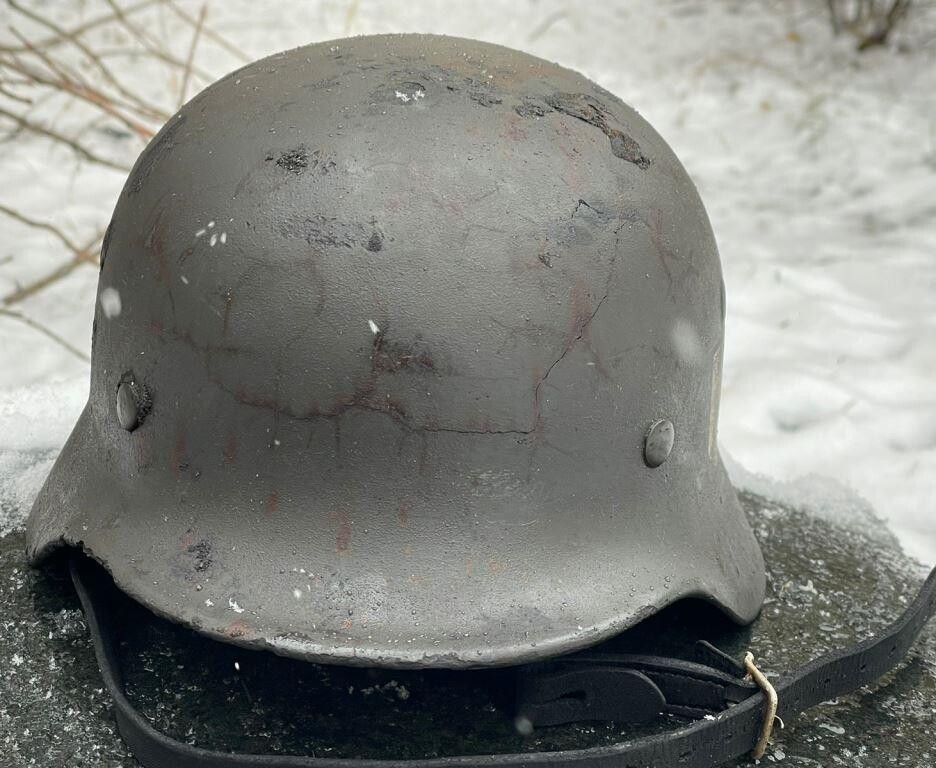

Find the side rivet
[[644, 418, 675, 468], [116, 371, 151, 432]]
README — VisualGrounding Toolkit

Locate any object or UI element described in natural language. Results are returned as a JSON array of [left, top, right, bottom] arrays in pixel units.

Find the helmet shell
[[27, 34, 764, 668]]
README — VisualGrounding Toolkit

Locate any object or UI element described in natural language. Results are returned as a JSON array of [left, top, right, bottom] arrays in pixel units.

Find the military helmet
[[27, 33, 765, 669]]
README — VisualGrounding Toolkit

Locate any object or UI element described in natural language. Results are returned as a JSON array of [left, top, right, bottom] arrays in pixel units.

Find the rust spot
[[222, 291, 233, 337], [465, 558, 475, 577], [331, 509, 352, 553], [223, 432, 237, 464], [264, 490, 279, 519], [131, 429, 153, 469], [397, 502, 410, 527], [501, 114, 528, 142], [340, 617, 353, 630], [372, 331, 435, 373], [487, 558, 504, 574], [179, 529, 197, 550], [235, 387, 280, 412], [403, 544, 414, 556], [465, 416, 493, 432], [568, 281, 594, 344], [408, 573, 425, 585], [225, 619, 250, 638]]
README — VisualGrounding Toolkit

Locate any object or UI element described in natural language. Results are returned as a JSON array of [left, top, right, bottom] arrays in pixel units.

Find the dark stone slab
[[1, 488, 933, 766]]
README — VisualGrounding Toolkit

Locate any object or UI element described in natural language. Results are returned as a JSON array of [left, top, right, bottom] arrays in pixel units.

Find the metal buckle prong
[[743, 652, 779, 759]]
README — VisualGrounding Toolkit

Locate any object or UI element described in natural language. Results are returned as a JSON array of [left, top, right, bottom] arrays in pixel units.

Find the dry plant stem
[[102, 0, 215, 82], [0, 0, 158, 55], [2, 231, 102, 307], [0, 204, 87, 255], [0, 205, 102, 307], [0, 52, 155, 140], [5, 28, 158, 137], [179, 4, 208, 108], [0, 83, 32, 104], [0, 107, 132, 172], [164, 0, 252, 63], [6, 0, 170, 122], [0, 307, 90, 361]]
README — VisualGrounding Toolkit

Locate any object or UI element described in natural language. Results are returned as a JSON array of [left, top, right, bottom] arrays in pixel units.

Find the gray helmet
[[27, 33, 765, 669]]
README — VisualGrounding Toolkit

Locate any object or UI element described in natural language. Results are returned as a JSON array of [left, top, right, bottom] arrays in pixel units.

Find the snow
[[1, 1, 934, 561]]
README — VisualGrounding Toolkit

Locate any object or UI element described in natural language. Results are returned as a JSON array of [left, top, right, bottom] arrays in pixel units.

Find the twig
[[178, 4, 207, 108], [0, 0, 158, 54], [102, 0, 215, 81], [6, 0, 170, 122], [0, 308, 90, 362], [3, 257, 84, 306], [2, 231, 102, 307], [164, 0, 252, 63], [0, 107, 131, 172], [7, 26, 160, 130], [0, 51, 155, 140], [0, 204, 85, 255], [0, 83, 32, 104]]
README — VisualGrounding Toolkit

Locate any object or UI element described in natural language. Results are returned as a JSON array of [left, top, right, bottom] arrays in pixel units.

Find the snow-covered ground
[[1, 0, 934, 562]]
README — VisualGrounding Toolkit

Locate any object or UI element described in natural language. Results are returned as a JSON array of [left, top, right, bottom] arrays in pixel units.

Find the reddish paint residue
[[223, 432, 237, 464], [179, 529, 196, 551], [331, 510, 352, 553], [222, 291, 234, 337], [131, 429, 153, 469], [264, 490, 279, 519], [501, 114, 528, 142], [397, 502, 409, 528], [148, 212, 171, 284], [225, 619, 250, 638], [170, 431, 188, 476]]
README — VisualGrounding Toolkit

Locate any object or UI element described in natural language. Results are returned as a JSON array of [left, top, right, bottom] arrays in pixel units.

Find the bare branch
[[0, 0, 158, 55], [164, 0, 252, 63], [0, 204, 85, 255], [2, 231, 102, 307], [178, 3, 208, 108], [0, 49, 155, 140], [6, 0, 171, 122], [0, 106, 132, 172], [0, 308, 90, 361], [101, 0, 215, 81]]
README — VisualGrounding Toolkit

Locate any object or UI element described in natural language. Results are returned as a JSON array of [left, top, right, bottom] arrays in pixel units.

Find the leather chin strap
[[70, 555, 936, 768]]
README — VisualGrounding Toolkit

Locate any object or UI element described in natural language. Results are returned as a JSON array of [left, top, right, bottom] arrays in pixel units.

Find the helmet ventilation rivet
[[644, 419, 675, 468], [116, 371, 151, 432]]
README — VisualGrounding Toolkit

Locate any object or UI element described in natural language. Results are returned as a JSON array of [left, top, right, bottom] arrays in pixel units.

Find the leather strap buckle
[[742, 652, 781, 759]]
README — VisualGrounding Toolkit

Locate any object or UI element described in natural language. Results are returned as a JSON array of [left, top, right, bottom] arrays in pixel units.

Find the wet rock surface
[[1, 489, 933, 766]]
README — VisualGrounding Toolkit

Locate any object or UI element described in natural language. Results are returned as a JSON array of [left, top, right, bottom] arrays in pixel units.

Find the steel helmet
[[27, 33, 766, 669]]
